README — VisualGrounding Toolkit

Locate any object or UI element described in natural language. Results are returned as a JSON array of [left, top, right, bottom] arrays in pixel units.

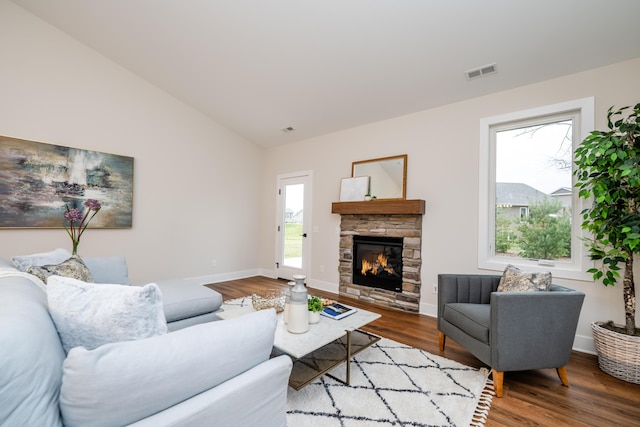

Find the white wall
[[3, 0, 638, 354], [0, 0, 264, 283], [260, 57, 640, 353]]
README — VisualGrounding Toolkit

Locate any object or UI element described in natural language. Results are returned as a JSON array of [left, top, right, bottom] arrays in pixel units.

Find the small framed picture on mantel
[[339, 176, 369, 201]]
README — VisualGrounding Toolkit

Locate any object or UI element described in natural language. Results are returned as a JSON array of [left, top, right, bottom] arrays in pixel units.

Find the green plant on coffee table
[[308, 295, 323, 313]]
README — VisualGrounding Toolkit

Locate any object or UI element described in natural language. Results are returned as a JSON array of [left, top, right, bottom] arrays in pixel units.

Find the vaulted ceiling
[[11, 0, 640, 147]]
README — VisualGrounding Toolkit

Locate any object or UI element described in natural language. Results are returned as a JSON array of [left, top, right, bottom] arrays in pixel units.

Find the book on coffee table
[[321, 303, 357, 320]]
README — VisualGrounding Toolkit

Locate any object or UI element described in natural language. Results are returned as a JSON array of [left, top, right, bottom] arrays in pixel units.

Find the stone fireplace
[[332, 199, 425, 312]]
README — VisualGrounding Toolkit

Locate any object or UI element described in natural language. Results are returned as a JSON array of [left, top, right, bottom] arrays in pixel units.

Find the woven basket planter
[[591, 321, 640, 384]]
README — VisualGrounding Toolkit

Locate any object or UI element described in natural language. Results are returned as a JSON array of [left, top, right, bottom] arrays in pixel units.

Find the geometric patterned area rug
[[287, 338, 494, 427]]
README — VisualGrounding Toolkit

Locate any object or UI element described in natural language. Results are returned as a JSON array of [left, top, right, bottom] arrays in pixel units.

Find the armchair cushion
[[442, 303, 490, 344], [59, 309, 278, 427], [497, 264, 551, 292]]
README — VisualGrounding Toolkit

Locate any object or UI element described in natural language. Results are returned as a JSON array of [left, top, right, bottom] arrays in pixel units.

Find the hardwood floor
[[206, 276, 640, 427]]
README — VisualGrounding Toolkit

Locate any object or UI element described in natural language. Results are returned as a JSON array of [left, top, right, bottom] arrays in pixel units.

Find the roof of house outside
[[550, 187, 572, 196], [496, 182, 549, 207]]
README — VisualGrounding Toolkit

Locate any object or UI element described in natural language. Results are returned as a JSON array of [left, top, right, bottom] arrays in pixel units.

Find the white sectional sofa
[[0, 255, 292, 426]]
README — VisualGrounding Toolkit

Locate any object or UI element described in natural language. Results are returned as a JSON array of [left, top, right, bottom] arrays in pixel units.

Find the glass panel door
[[276, 172, 311, 280], [284, 182, 303, 269]]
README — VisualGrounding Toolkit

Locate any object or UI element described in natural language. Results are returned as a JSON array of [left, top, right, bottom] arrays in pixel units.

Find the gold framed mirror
[[352, 154, 407, 200]]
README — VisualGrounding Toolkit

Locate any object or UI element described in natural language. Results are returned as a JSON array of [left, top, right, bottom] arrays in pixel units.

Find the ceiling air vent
[[465, 63, 497, 80]]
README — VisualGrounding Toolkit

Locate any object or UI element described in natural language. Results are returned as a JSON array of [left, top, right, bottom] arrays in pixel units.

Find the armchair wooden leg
[[556, 366, 569, 387], [438, 331, 446, 352], [491, 369, 504, 398]]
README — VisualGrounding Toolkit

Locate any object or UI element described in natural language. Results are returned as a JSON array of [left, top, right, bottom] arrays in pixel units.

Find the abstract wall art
[[0, 135, 134, 228]]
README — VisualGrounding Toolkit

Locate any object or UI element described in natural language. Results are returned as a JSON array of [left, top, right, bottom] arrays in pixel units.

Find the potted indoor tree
[[574, 102, 640, 383]]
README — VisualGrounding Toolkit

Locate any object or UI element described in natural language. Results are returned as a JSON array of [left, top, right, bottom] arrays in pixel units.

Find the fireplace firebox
[[352, 235, 403, 292]]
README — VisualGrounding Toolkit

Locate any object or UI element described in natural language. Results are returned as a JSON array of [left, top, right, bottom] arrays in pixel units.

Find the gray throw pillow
[[11, 248, 72, 271], [47, 276, 168, 353], [27, 255, 94, 283], [81, 256, 130, 285], [497, 264, 551, 292]]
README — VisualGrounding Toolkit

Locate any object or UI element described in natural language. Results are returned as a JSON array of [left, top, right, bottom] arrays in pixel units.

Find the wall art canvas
[[0, 136, 134, 228], [339, 176, 370, 201]]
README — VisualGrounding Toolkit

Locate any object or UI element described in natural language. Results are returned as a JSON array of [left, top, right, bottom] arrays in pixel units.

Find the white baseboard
[[306, 278, 339, 294], [572, 334, 596, 355], [187, 269, 262, 285], [420, 302, 437, 318], [257, 268, 277, 279]]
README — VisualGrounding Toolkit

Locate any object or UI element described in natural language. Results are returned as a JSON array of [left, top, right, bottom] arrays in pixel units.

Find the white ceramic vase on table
[[287, 275, 309, 334]]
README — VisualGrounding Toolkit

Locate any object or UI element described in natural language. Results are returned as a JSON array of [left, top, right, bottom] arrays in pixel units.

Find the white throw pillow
[[11, 248, 72, 271], [47, 276, 168, 353]]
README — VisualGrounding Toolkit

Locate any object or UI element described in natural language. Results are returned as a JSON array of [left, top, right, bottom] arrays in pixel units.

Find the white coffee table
[[217, 298, 381, 390]]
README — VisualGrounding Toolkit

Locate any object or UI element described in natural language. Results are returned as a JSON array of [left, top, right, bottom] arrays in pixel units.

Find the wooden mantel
[[331, 199, 425, 215]]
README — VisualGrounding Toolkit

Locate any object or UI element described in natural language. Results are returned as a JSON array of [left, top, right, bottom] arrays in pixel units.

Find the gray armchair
[[437, 274, 585, 397]]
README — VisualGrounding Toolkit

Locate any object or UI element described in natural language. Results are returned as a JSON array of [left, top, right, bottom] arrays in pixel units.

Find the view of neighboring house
[[495, 182, 549, 221], [496, 183, 572, 221], [496, 183, 572, 257], [291, 210, 303, 224], [284, 208, 294, 222], [550, 186, 572, 215], [284, 208, 303, 224]]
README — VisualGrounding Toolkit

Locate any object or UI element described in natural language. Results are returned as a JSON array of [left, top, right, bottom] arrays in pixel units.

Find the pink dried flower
[[63, 208, 83, 223], [83, 199, 101, 211], [64, 200, 102, 255]]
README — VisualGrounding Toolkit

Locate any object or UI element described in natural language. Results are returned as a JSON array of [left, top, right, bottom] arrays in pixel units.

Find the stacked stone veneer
[[339, 214, 422, 312]]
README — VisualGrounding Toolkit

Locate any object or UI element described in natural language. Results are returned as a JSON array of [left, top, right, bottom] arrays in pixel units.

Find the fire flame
[[361, 253, 390, 276], [361, 259, 372, 275]]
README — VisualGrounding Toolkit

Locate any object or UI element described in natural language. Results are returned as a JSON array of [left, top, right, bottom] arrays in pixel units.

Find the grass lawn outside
[[284, 223, 303, 259]]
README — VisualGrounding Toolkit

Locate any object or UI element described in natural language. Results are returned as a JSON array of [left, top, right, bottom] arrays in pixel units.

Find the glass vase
[[71, 240, 79, 256]]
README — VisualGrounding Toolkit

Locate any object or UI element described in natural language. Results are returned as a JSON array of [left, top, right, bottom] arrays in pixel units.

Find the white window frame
[[478, 97, 594, 280]]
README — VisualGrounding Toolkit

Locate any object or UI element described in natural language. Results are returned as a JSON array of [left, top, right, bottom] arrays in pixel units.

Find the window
[[478, 98, 594, 280]]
